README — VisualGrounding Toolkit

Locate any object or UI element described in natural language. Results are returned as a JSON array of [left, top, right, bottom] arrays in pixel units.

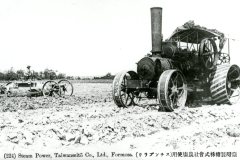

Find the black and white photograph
[[0, 0, 240, 159]]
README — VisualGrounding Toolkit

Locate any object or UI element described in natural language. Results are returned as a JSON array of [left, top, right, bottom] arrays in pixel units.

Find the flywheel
[[210, 64, 240, 104], [199, 38, 218, 70]]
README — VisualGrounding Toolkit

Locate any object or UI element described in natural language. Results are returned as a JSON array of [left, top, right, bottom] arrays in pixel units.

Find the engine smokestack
[[151, 7, 162, 55]]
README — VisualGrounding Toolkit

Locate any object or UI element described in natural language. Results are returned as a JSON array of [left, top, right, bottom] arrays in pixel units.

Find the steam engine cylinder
[[137, 57, 173, 80]]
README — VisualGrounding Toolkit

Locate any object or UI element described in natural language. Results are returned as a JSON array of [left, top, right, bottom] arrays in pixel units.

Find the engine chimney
[[151, 7, 162, 55]]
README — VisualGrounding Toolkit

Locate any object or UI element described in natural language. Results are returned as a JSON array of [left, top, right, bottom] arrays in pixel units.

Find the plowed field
[[1, 82, 240, 155]]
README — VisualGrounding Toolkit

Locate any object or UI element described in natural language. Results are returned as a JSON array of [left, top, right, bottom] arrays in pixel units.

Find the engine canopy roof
[[168, 20, 225, 44]]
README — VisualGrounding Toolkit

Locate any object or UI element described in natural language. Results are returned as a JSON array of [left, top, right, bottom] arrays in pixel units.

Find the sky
[[0, 0, 239, 76]]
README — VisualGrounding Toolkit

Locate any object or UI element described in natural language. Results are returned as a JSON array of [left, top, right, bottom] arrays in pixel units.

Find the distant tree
[[16, 69, 25, 79], [5, 67, 18, 80], [66, 76, 74, 80], [0, 72, 5, 80], [57, 73, 66, 79], [32, 71, 41, 80], [0, 67, 69, 81], [82, 77, 91, 80], [106, 72, 112, 77], [43, 69, 50, 79], [76, 76, 81, 80], [93, 73, 114, 80], [102, 72, 115, 79], [49, 70, 57, 80], [39, 71, 44, 79], [43, 69, 57, 80]]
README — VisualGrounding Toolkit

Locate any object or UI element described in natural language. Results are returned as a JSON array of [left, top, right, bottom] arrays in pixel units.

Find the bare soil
[[1, 82, 240, 154]]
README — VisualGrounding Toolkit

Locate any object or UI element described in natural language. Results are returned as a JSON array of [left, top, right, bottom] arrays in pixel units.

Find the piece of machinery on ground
[[0, 67, 73, 97]]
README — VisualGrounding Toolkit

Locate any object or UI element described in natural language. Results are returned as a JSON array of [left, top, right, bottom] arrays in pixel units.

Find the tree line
[[93, 72, 115, 80], [0, 67, 68, 81], [0, 68, 115, 81]]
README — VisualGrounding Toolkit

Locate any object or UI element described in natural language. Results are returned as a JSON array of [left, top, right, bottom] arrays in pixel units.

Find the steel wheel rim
[[167, 71, 186, 110], [58, 80, 73, 96], [119, 73, 134, 106], [112, 71, 139, 108], [42, 81, 60, 97], [226, 65, 240, 104], [158, 70, 187, 112]]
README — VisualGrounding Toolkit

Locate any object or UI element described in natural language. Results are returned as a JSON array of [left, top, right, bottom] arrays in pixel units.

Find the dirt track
[[1, 82, 240, 154]]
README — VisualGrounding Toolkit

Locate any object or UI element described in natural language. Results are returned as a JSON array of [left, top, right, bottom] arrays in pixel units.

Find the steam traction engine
[[112, 7, 240, 112]]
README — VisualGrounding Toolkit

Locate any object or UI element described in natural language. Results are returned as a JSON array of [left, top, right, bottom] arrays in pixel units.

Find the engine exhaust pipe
[[151, 7, 162, 55]]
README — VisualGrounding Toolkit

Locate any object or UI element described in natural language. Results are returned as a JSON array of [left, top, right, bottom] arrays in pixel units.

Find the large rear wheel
[[58, 79, 74, 96], [210, 64, 240, 104], [157, 70, 187, 112]]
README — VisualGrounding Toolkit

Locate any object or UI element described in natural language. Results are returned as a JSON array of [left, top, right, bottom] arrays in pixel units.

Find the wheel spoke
[[230, 94, 240, 98], [210, 42, 213, 51], [202, 52, 212, 56], [53, 90, 61, 97], [230, 88, 238, 92], [178, 86, 184, 95], [230, 77, 240, 82], [170, 79, 174, 87], [173, 74, 179, 86], [125, 94, 130, 104], [204, 45, 210, 51], [229, 69, 237, 76], [177, 86, 183, 90], [206, 57, 212, 68], [173, 73, 179, 82], [171, 94, 178, 108], [129, 93, 135, 105]]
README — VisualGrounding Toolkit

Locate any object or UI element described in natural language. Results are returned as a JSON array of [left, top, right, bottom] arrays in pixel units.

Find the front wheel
[[42, 81, 60, 97], [112, 70, 139, 108], [157, 70, 187, 112]]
